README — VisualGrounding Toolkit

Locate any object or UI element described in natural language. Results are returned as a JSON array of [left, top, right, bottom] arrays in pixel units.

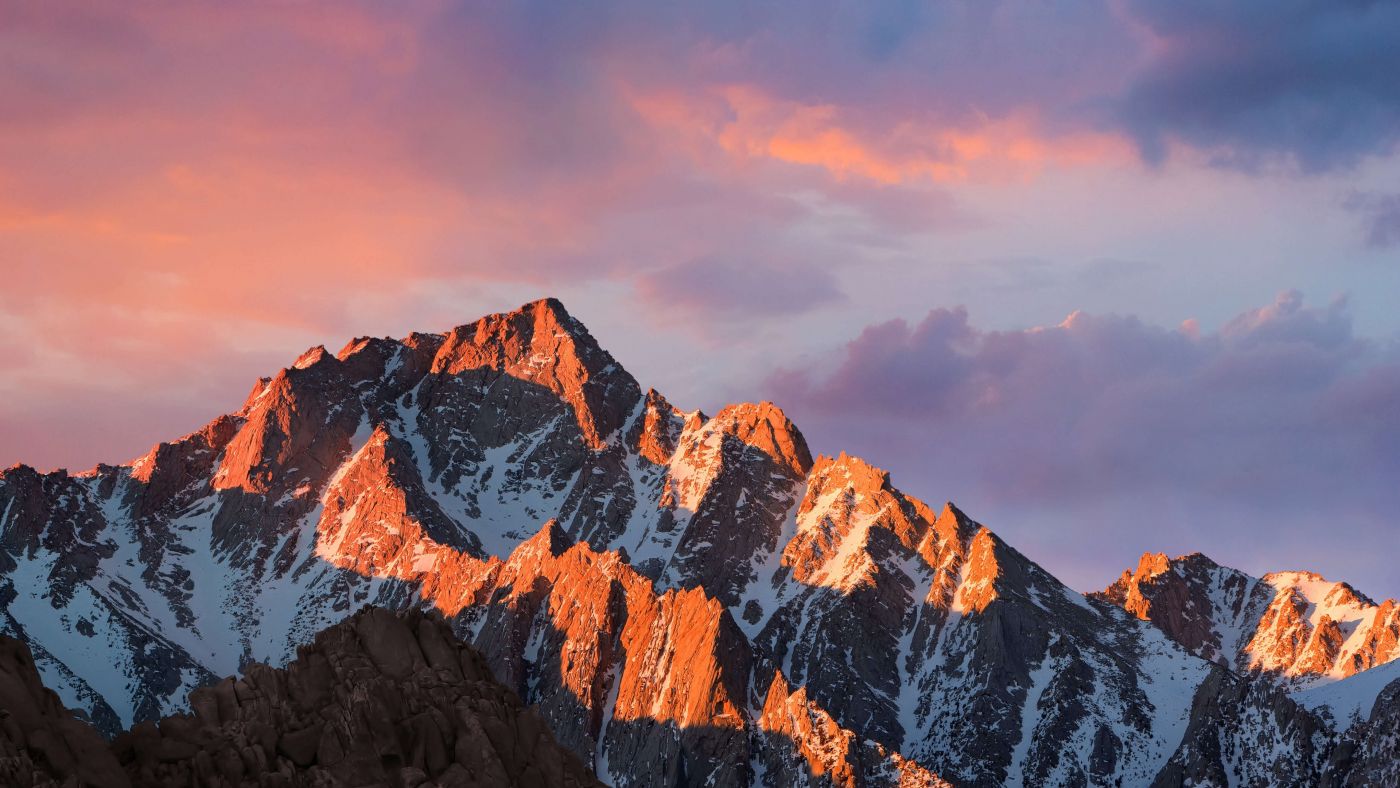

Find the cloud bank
[[3, 1, 1399, 592], [771, 291, 1400, 592]]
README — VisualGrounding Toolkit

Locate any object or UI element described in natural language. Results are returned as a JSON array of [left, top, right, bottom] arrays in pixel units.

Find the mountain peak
[[483, 297, 591, 346], [434, 298, 604, 370], [513, 519, 574, 561], [522, 295, 575, 323], [430, 298, 642, 447], [937, 501, 973, 527], [708, 401, 813, 477], [292, 344, 332, 370], [1136, 551, 1172, 578], [0, 462, 36, 480], [812, 451, 892, 490], [1095, 552, 1400, 683], [1264, 571, 1379, 609]]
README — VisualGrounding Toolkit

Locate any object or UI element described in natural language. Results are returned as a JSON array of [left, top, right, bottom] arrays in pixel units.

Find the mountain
[[0, 607, 601, 787], [2, 297, 1398, 786], [0, 629, 125, 786], [1096, 552, 1400, 684]]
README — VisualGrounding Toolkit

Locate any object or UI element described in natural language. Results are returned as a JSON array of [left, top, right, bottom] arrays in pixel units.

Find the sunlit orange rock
[[431, 297, 640, 450], [1097, 554, 1400, 683]]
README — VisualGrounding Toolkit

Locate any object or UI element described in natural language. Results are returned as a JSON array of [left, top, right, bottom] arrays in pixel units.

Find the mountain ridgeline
[[1, 298, 1396, 787]]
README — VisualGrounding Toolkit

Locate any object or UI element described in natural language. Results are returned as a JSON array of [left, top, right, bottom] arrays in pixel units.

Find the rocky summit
[[1, 298, 1398, 786]]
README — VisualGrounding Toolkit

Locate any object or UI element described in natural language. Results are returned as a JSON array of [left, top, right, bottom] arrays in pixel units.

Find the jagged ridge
[[2, 298, 1398, 787], [1098, 552, 1400, 685]]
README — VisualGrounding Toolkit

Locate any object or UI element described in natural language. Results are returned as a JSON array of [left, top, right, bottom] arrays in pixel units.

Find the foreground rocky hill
[[0, 607, 601, 787], [0, 631, 124, 786], [1, 297, 1397, 786]]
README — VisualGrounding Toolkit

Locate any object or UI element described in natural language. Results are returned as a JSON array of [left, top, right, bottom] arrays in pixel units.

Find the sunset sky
[[3, 1, 1399, 595]]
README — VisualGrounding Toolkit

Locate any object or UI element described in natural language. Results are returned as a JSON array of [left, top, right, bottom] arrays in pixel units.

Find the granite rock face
[[0, 635, 128, 787], [3, 297, 1399, 786], [112, 607, 600, 787], [1321, 676, 1400, 786], [1098, 552, 1400, 684], [1151, 666, 1331, 787], [755, 671, 951, 788], [0, 608, 601, 787]]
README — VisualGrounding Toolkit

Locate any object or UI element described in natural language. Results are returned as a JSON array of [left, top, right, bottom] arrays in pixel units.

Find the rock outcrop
[[755, 671, 950, 788], [1321, 674, 1400, 786], [0, 608, 600, 787], [1151, 666, 1331, 787], [0, 635, 127, 787], [114, 607, 600, 787]]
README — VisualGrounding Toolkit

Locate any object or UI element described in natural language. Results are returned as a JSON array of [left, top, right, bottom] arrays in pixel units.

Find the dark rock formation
[[1152, 667, 1330, 787], [0, 635, 127, 787], [0, 608, 600, 787], [1318, 673, 1400, 787]]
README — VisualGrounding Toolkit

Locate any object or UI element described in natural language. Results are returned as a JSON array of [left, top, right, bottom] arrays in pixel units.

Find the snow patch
[[1293, 658, 1400, 725]]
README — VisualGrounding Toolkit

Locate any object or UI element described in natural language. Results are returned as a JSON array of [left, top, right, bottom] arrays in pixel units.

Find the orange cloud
[[0, 2, 1134, 474], [631, 84, 1132, 185]]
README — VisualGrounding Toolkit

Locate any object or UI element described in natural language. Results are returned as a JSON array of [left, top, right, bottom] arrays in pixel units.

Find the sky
[[2, 1, 1399, 596]]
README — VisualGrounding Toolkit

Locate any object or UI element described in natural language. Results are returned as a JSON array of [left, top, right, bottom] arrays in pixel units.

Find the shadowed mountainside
[[0, 606, 941, 788], [0, 607, 602, 787]]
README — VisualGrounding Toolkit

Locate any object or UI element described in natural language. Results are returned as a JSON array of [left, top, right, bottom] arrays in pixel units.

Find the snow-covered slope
[[1295, 657, 1400, 725]]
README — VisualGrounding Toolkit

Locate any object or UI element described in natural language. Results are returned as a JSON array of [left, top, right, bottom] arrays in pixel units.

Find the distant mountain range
[[2, 298, 1396, 786]]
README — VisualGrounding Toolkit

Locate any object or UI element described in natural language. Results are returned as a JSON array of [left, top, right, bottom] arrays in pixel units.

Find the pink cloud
[[3, 0, 1396, 583]]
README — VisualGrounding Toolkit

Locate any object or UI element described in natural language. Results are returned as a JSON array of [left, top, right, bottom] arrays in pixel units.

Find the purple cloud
[[1345, 191, 1400, 249], [769, 292, 1400, 594], [1114, 0, 1400, 170], [635, 257, 845, 319]]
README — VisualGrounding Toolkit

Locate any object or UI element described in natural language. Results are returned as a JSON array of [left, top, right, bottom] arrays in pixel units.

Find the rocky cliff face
[[2, 297, 1398, 786], [0, 632, 127, 787], [0, 607, 603, 787], [1150, 665, 1333, 788], [1320, 672, 1400, 786], [1097, 552, 1400, 684], [755, 671, 949, 788]]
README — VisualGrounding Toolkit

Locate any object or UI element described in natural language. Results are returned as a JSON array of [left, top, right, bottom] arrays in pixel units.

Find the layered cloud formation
[[3, 1, 1399, 592]]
